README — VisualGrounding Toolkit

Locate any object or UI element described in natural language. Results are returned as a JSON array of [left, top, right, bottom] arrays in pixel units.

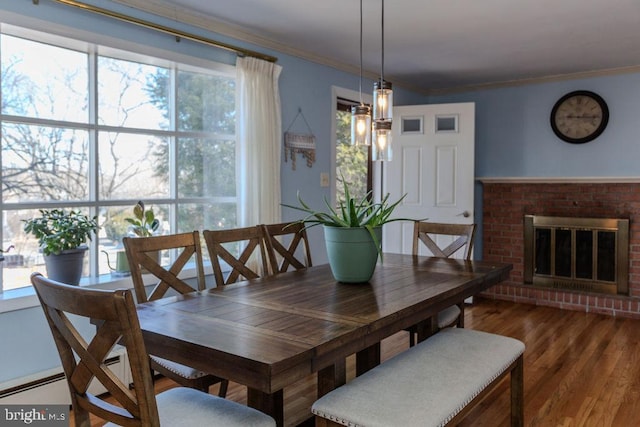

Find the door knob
[[458, 210, 470, 218]]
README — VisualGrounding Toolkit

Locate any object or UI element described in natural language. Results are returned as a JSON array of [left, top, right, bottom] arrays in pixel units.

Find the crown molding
[[108, 0, 432, 94], [426, 65, 640, 96], [111, 2, 379, 76], [112, 0, 640, 97]]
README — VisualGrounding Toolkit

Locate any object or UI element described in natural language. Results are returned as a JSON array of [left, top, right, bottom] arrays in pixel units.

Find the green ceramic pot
[[323, 225, 381, 283]]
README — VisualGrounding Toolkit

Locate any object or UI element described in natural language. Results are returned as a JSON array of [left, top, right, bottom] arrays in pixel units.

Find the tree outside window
[[0, 28, 236, 291], [336, 102, 370, 205]]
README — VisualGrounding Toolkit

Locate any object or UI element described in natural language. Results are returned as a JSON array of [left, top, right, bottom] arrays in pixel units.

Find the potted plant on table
[[23, 209, 98, 285], [283, 177, 410, 283]]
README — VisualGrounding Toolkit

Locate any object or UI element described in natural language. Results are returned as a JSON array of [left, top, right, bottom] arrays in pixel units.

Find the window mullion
[[88, 44, 99, 278], [170, 67, 178, 232], [1, 23, 237, 292]]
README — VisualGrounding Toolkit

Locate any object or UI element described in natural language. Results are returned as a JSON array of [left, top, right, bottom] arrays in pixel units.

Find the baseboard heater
[[0, 348, 129, 405]]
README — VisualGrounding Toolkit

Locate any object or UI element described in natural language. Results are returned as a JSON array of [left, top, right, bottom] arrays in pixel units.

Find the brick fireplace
[[480, 179, 640, 318]]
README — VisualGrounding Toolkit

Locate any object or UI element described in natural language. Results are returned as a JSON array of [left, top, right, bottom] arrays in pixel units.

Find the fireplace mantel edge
[[477, 176, 640, 184]]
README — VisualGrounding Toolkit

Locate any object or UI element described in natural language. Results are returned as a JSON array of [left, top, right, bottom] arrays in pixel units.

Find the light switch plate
[[320, 172, 330, 187]]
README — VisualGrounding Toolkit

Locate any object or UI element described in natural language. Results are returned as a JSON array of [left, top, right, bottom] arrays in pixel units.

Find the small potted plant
[[23, 209, 98, 285], [124, 201, 161, 272], [125, 200, 160, 237], [283, 177, 411, 283]]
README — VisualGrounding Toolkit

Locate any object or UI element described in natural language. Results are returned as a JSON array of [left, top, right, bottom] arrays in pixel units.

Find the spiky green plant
[[282, 176, 413, 259]]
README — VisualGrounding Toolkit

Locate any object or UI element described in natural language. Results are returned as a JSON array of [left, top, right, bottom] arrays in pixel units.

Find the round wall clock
[[550, 90, 609, 144]]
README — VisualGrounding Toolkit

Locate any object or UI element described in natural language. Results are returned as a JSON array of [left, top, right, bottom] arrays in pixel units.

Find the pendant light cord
[[381, 0, 385, 82], [359, 0, 364, 105]]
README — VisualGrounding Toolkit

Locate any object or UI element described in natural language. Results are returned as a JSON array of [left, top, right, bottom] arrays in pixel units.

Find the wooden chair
[[30, 273, 275, 427], [409, 221, 477, 346], [203, 226, 270, 286], [262, 222, 312, 275], [122, 232, 229, 397]]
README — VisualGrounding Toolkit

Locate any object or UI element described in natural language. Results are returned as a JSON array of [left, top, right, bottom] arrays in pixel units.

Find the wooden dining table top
[[135, 253, 512, 425]]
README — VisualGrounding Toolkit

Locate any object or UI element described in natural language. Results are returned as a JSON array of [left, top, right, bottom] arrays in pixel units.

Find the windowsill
[[0, 267, 204, 314]]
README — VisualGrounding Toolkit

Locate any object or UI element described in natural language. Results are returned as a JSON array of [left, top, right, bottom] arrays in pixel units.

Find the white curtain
[[236, 56, 283, 227]]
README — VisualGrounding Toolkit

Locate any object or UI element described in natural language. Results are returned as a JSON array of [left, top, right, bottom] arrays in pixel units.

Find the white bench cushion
[[105, 387, 275, 427], [312, 328, 524, 427], [151, 355, 208, 379], [436, 305, 461, 328]]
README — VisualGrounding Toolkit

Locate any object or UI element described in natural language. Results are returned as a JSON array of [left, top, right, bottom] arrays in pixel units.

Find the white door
[[379, 102, 475, 256]]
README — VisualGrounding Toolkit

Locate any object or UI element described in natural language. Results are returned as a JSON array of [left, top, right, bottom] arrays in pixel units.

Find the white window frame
[[0, 20, 236, 308]]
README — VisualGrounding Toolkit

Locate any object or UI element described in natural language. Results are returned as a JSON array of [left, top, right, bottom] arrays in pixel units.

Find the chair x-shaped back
[[123, 231, 206, 303], [413, 222, 476, 261], [203, 226, 269, 286], [262, 222, 312, 274], [32, 273, 159, 426]]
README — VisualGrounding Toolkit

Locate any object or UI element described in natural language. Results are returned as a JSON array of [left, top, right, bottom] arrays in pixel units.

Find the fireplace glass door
[[524, 215, 629, 295]]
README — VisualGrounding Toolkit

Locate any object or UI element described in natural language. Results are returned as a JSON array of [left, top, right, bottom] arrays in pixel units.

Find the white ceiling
[[118, 0, 640, 94]]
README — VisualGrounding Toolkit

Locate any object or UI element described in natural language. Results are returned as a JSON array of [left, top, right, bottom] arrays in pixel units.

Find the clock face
[[550, 91, 609, 144]]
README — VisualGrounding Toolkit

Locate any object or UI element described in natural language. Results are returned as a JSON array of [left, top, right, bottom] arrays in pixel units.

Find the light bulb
[[351, 105, 371, 146], [372, 121, 392, 161], [373, 80, 393, 122]]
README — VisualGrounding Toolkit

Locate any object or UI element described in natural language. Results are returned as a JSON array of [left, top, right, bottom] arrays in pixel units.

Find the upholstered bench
[[312, 328, 525, 427]]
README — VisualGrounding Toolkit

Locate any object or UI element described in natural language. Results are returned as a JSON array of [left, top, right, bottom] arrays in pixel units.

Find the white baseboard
[[0, 347, 129, 405]]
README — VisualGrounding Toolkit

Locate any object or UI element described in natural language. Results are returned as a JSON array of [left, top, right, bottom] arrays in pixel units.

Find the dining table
[[135, 253, 512, 426]]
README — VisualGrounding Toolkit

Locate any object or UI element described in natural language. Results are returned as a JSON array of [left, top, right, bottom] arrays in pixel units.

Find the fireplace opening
[[524, 215, 629, 295]]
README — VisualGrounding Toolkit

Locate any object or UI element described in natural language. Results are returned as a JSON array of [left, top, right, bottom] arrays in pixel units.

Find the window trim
[[331, 86, 375, 206], [1, 20, 237, 296]]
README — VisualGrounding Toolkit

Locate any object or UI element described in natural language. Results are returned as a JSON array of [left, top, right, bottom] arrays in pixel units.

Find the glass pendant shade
[[351, 105, 372, 146], [373, 80, 393, 122], [372, 120, 392, 161]]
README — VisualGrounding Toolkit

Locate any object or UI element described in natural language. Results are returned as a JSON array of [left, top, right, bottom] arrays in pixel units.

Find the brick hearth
[[481, 180, 640, 318]]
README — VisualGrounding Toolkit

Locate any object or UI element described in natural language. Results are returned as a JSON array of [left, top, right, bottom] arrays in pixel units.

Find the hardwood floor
[[83, 297, 640, 426]]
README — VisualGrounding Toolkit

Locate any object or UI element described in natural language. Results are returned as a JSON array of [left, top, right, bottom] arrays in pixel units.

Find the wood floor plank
[[80, 297, 640, 426]]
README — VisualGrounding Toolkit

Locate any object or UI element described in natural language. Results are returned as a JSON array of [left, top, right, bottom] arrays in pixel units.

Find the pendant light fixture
[[351, 0, 371, 146], [373, 0, 393, 161], [372, 120, 392, 161]]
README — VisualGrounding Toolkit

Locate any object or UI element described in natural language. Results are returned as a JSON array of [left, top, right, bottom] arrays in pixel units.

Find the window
[[0, 25, 236, 292], [335, 97, 372, 205]]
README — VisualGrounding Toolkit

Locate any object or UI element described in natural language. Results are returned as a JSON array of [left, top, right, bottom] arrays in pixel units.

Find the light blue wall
[[429, 73, 640, 178], [0, 0, 425, 383], [427, 72, 640, 256], [3, 0, 639, 386], [277, 50, 425, 266]]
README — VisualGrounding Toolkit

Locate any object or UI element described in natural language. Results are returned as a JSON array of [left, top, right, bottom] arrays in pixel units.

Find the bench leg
[[511, 354, 524, 427], [315, 417, 343, 427]]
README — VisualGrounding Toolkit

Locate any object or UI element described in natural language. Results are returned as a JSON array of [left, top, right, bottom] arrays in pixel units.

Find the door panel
[[436, 146, 457, 205], [381, 102, 475, 256]]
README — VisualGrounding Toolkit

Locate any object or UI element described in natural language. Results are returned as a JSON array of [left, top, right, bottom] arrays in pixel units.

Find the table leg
[[415, 316, 438, 343], [317, 358, 346, 397], [355, 342, 381, 376], [247, 388, 284, 427]]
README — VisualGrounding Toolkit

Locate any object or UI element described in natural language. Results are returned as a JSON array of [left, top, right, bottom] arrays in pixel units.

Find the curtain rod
[[34, 0, 277, 63]]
